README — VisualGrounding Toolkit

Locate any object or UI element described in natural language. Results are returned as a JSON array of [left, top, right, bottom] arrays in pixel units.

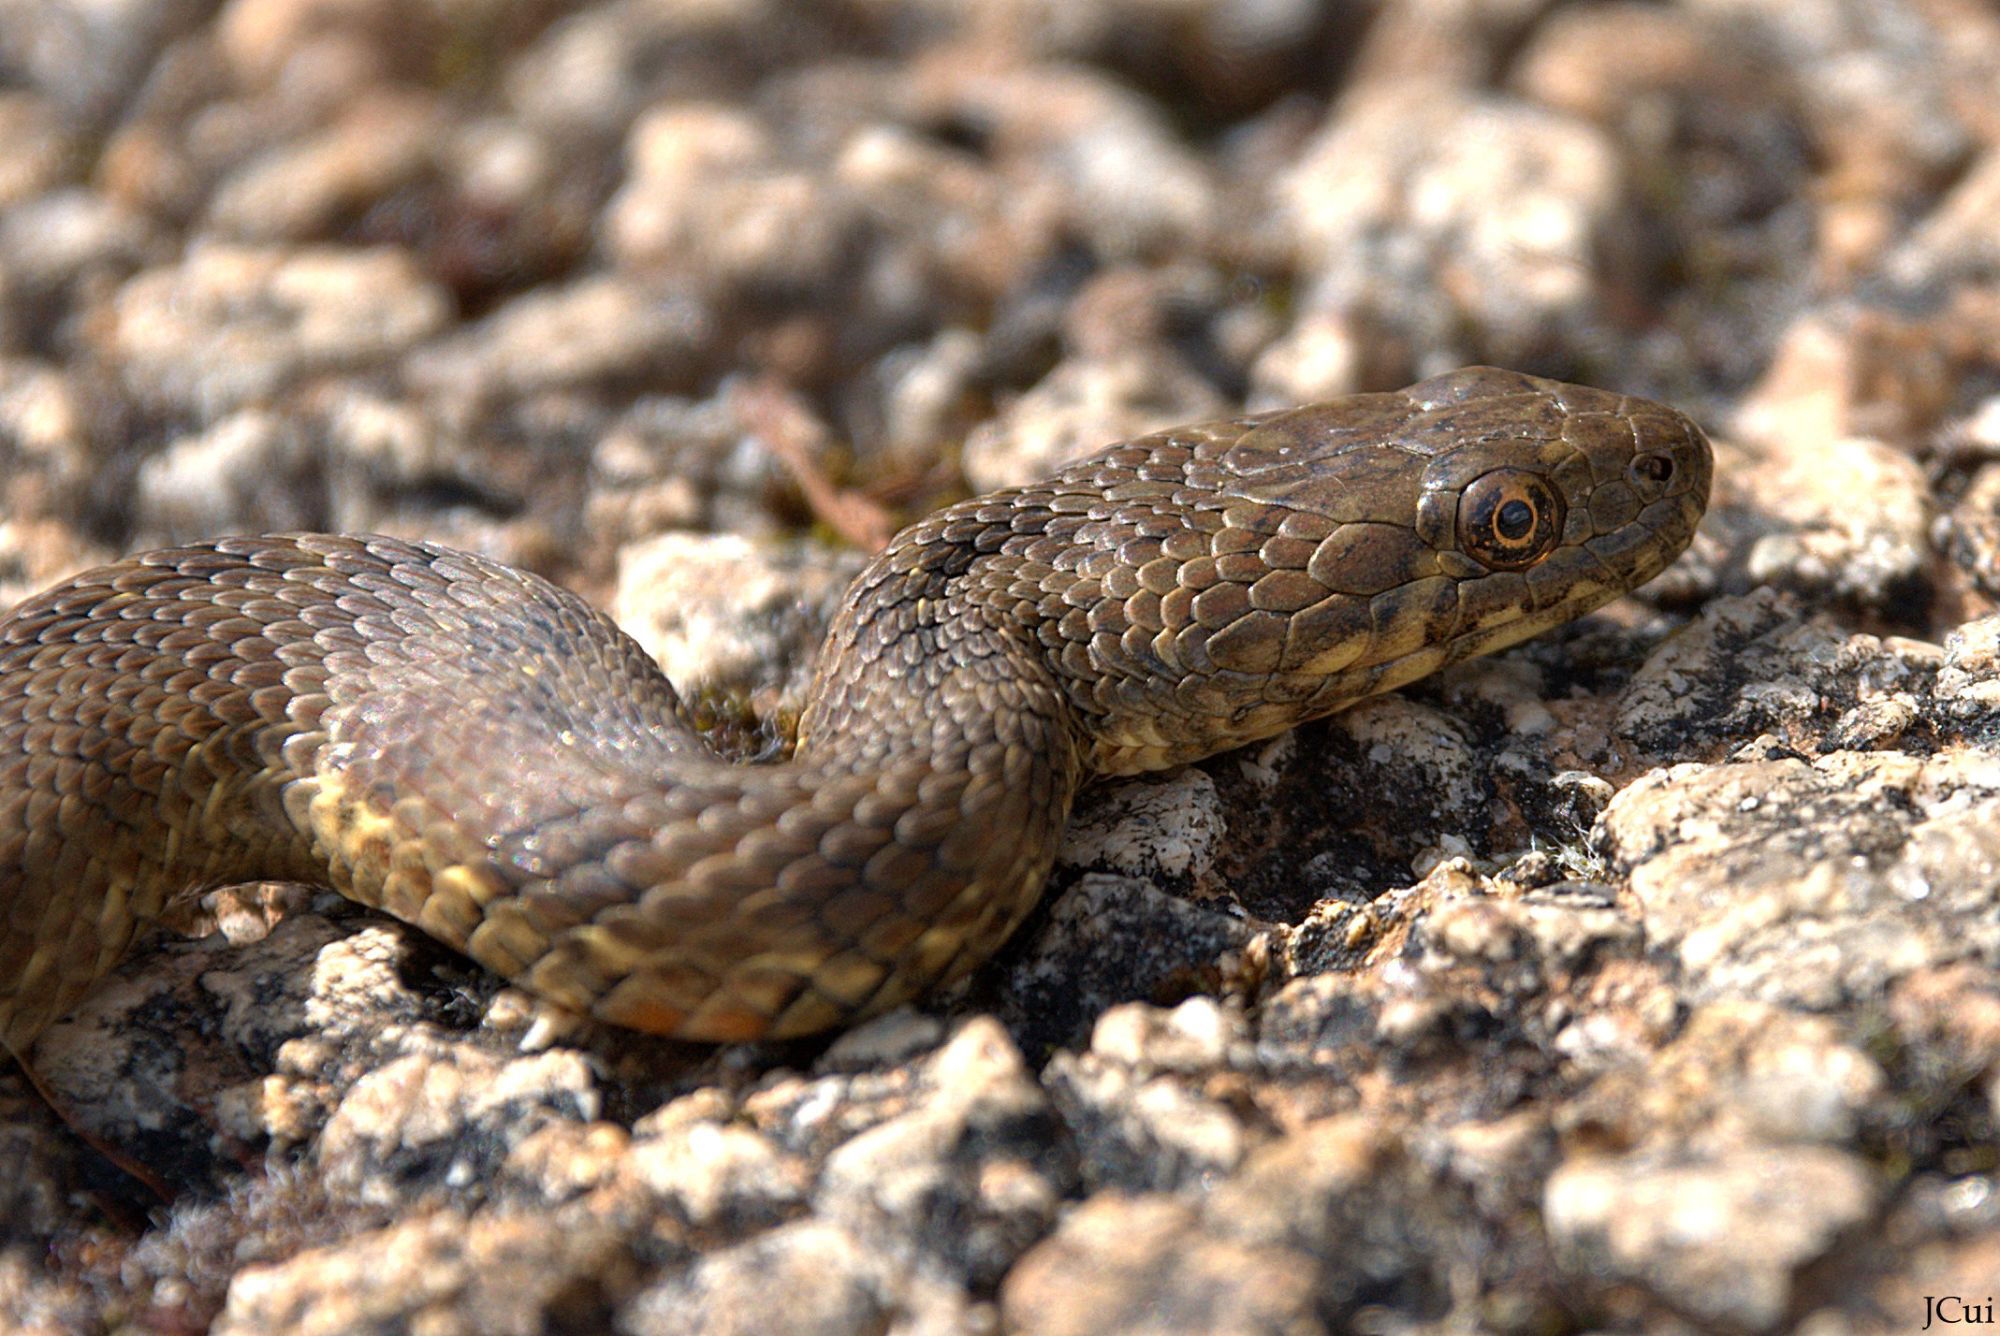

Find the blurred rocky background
[[4, 0, 2000, 1332]]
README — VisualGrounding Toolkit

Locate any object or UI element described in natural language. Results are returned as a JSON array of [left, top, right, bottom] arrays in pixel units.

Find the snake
[[0, 367, 1710, 1054]]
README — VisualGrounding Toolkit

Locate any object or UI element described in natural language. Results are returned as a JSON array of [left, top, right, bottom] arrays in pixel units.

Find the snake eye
[[1456, 469, 1564, 571]]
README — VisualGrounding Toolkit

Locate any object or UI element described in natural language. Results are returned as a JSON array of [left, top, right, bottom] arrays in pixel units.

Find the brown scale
[[0, 367, 1711, 1055]]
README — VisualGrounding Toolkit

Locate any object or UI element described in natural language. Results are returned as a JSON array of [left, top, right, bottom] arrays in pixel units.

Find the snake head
[[1280, 366, 1704, 684], [1079, 366, 1712, 771]]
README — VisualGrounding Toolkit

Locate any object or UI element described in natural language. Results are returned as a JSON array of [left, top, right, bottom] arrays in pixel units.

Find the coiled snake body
[[0, 368, 1709, 1053]]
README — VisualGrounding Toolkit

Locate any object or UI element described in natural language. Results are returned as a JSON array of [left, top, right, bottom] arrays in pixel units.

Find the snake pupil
[[1495, 499, 1534, 541]]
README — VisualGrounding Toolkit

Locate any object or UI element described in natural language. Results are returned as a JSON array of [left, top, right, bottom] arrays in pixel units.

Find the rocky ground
[[3, 0, 2000, 1332]]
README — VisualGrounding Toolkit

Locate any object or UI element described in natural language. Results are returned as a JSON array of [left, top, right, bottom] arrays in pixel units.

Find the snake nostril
[[1632, 454, 1675, 484]]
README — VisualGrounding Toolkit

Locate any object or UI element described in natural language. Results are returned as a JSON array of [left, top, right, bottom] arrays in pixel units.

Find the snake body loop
[[0, 367, 1710, 1051]]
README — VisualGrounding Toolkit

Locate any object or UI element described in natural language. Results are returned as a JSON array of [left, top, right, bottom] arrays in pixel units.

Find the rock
[[1739, 434, 1930, 611], [1936, 616, 2000, 720], [0, 0, 202, 122], [626, 1118, 806, 1233], [0, 1092, 75, 1250], [98, 245, 450, 412], [1614, 591, 1943, 755], [212, 1206, 636, 1336], [1545, 1146, 1877, 1331], [316, 1047, 601, 1203], [604, 103, 863, 297], [0, 187, 158, 302], [135, 409, 321, 539], [612, 530, 864, 717], [1043, 1021, 1252, 1193], [1559, 1000, 1888, 1149], [1000, 1194, 1322, 1336], [619, 1220, 920, 1336], [583, 391, 800, 552], [0, 1250, 93, 1334], [203, 94, 443, 243], [405, 275, 713, 402], [0, 92, 78, 208], [913, 64, 1217, 263], [991, 873, 1257, 1053], [1278, 88, 1630, 373], [1057, 768, 1226, 888], [1600, 748, 2000, 1009], [959, 266, 1236, 495], [814, 1019, 1069, 1289]]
